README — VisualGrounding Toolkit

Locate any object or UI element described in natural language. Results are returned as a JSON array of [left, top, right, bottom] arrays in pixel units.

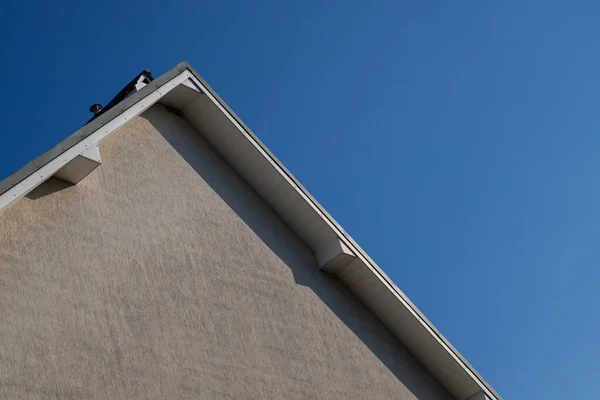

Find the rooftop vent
[[89, 104, 103, 115]]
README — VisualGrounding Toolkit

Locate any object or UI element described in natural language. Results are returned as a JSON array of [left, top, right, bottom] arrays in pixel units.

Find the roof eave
[[0, 61, 502, 400]]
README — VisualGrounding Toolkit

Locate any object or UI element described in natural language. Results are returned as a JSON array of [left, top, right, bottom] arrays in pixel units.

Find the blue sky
[[1, 1, 597, 398]]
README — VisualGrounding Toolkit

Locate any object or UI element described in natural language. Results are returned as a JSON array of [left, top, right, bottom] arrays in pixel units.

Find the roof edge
[[181, 61, 502, 399], [0, 62, 188, 197], [0, 61, 501, 400]]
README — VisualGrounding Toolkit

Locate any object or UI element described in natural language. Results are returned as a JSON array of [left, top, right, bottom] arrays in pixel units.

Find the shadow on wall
[[144, 107, 452, 400], [25, 178, 73, 200]]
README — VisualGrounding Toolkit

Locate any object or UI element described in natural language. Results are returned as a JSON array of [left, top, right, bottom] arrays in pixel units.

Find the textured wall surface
[[0, 105, 453, 400]]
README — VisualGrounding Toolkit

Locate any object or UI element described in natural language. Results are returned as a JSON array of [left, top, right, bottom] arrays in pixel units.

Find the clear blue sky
[[1, 1, 597, 398]]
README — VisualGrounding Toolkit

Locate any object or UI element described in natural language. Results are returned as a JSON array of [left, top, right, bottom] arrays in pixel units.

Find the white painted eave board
[[171, 68, 502, 400], [0, 67, 193, 212], [53, 144, 102, 184], [0, 62, 501, 400]]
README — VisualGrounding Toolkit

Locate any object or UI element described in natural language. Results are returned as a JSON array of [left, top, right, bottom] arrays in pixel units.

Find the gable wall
[[0, 104, 453, 400]]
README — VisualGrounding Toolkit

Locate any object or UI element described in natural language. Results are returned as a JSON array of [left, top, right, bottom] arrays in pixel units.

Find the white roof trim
[[315, 238, 355, 273], [0, 70, 192, 212], [53, 144, 102, 184], [0, 63, 501, 400], [181, 72, 501, 400]]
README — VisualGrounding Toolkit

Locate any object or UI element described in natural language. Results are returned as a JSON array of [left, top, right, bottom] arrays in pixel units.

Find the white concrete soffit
[[0, 62, 501, 400]]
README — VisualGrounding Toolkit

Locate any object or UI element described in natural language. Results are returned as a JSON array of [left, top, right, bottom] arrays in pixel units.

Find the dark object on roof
[[89, 104, 103, 115], [87, 69, 154, 123]]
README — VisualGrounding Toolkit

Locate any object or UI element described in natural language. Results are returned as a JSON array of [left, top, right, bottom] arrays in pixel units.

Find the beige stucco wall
[[0, 105, 453, 400]]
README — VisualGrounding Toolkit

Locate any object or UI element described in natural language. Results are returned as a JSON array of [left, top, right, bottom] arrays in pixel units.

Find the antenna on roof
[[89, 104, 103, 115]]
